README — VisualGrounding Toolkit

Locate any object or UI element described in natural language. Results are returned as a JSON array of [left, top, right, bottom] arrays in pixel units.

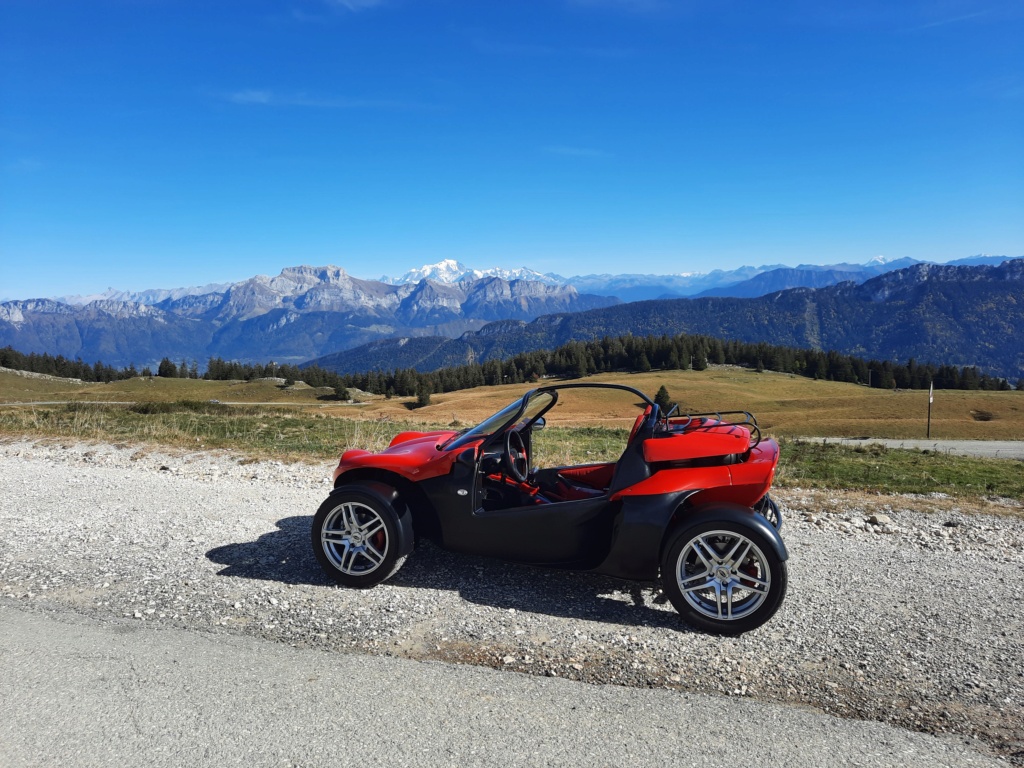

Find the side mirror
[[532, 417, 546, 431], [456, 447, 477, 466]]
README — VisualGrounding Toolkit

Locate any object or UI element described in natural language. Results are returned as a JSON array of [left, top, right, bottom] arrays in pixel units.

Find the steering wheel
[[504, 429, 529, 483]]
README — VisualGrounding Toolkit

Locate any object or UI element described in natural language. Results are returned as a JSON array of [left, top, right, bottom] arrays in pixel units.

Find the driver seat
[[609, 404, 657, 494]]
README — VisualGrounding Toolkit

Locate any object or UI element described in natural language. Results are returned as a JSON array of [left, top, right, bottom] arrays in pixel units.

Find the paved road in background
[[0, 604, 1003, 768], [799, 438, 1024, 460]]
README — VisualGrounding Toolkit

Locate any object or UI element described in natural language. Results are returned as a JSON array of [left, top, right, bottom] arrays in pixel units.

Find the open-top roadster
[[312, 383, 787, 634]]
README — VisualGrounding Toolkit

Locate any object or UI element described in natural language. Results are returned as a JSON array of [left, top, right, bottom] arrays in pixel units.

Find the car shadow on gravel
[[206, 516, 335, 587], [207, 516, 689, 631]]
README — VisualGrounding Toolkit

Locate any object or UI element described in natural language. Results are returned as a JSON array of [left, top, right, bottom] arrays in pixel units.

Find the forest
[[2, 330, 1016, 402]]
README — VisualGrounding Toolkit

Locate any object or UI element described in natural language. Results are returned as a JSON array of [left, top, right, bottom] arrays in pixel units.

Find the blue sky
[[1, 0, 1022, 299]]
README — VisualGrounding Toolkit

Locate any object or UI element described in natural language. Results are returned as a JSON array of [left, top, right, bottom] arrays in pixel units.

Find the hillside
[[310, 260, 1024, 379]]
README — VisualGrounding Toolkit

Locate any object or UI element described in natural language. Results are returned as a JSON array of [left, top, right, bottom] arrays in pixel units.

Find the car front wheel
[[312, 488, 407, 588], [661, 519, 786, 635]]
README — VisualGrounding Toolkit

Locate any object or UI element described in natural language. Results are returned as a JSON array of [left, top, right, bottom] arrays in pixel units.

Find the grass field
[[774, 439, 1024, 499], [4, 367, 1021, 439], [2, 367, 1022, 501]]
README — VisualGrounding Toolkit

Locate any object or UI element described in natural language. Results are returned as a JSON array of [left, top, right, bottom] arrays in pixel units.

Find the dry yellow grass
[[0, 370, 328, 404], [2, 366, 1022, 440], [326, 369, 1024, 441]]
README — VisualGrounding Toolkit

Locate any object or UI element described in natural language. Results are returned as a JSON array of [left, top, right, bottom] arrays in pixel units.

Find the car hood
[[335, 429, 462, 481]]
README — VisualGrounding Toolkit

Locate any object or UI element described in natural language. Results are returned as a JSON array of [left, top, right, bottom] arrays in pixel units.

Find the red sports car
[[312, 383, 787, 634]]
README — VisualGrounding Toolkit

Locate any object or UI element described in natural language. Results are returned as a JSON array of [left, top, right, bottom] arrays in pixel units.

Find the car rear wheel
[[661, 519, 786, 635], [312, 488, 407, 588]]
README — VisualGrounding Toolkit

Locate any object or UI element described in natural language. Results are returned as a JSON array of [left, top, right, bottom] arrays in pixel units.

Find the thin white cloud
[[3, 158, 42, 173], [471, 36, 633, 59], [913, 9, 990, 30], [473, 38, 559, 57], [543, 145, 612, 158], [567, 0, 670, 12], [323, 0, 387, 11], [288, 0, 385, 22], [229, 89, 274, 105], [226, 89, 436, 110], [978, 74, 1024, 101]]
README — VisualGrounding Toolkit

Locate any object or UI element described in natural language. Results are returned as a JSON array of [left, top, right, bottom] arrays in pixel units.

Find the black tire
[[661, 518, 787, 635], [311, 487, 407, 588]]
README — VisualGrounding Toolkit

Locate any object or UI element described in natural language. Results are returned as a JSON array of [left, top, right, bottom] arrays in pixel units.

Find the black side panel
[[594, 497, 789, 581], [427, 491, 617, 567], [593, 491, 693, 580]]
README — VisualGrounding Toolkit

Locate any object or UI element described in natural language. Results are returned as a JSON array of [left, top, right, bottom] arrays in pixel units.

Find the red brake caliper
[[740, 559, 760, 589]]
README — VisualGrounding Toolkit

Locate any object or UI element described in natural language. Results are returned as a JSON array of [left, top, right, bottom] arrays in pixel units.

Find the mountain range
[[40, 253, 1014, 306], [1, 255, 1021, 377], [309, 259, 1024, 380], [0, 266, 615, 368], [375, 254, 1018, 303]]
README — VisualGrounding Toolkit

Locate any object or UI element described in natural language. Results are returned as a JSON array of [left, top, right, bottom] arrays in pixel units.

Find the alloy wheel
[[675, 529, 771, 621], [320, 501, 390, 576]]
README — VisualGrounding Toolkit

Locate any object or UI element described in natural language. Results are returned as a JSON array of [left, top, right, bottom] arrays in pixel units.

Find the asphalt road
[[800, 437, 1024, 460], [0, 603, 1004, 768]]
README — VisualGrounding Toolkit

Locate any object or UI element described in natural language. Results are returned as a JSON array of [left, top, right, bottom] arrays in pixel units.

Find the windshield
[[516, 390, 556, 429], [446, 390, 556, 451]]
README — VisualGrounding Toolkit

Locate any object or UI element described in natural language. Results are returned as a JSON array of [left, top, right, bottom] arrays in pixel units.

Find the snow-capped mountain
[[41, 255, 1022, 310], [378, 256, 996, 302], [54, 281, 232, 307], [380, 259, 562, 286], [5, 265, 615, 368]]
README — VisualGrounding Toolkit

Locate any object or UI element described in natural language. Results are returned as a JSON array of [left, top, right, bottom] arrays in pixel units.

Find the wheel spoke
[[339, 541, 357, 573], [680, 566, 712, 585], [362, 519, 385, 538], [741, 574, 770, 593], [343, 503, 359, 532], [681, 576, 716, 594], [725, 540, 752, 569], [718, 536, 742, 564], [323, 528, 348, 543], [363, 542, 385, 566], [690, 537, 718, 569]]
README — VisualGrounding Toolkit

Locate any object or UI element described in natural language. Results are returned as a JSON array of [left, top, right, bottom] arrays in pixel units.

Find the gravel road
[[2, 439, 1022, 764]]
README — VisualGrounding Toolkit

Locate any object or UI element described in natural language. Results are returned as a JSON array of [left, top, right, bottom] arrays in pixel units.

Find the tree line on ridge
[[2, 332, 1018, 401]]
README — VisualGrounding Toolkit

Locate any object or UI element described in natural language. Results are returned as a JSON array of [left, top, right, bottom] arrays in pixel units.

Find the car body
[[312, 382, 788, 634]]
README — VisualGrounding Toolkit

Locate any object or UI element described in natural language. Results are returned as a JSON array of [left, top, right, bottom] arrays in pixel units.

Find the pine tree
[[415, 385, 432, 408], [654, 385, 674, 413], [157, 358, 177, 378]]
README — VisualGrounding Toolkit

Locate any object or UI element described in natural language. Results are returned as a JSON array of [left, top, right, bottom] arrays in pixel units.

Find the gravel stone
[[1, 438, 1022, 763]]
